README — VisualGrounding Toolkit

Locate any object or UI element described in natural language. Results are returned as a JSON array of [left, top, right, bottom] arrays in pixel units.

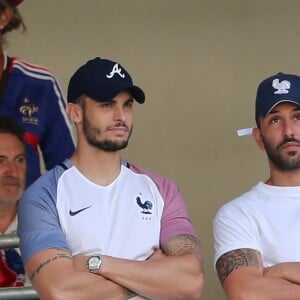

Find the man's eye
[[16, 156, 25, 164], [125, 102, 133, 108], [271, 118, 279, 124], [102, 103, 112, 108]]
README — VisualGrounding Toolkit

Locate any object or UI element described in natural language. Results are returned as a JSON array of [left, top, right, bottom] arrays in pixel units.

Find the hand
[[264, 263, 286, 279], [72, 254, 89, 272]]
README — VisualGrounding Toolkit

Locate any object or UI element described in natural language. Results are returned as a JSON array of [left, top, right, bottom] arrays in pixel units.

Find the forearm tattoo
[[163, 234, 202, 264], [30, 248, 72, 281], [216, 248, 260, 285]]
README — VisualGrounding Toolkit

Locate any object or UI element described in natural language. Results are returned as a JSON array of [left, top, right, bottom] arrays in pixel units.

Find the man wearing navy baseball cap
[[214, 72, 300, 299], [18, 57, 204, 299]]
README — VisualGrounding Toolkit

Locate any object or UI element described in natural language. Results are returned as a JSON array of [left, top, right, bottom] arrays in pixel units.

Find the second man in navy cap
[[214, 72, 300, 299]]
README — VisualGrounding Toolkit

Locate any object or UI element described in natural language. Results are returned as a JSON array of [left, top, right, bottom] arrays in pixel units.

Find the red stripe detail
[[10, 57, 51, 73], [24, 132, 40, 154], [8, 57, 14, 73]]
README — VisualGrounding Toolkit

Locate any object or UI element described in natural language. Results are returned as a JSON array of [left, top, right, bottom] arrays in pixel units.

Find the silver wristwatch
[[87, 255, 102, 274]]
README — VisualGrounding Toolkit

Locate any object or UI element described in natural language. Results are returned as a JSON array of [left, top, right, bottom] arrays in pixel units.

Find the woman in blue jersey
[[0, 0, 75, 186]]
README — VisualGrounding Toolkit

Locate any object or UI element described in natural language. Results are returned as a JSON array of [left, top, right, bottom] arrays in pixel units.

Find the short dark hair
[[0, 116, 25, 148]]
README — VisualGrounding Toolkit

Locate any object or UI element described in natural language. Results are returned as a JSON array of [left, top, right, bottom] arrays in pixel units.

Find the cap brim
[[127, 86, 145, 104], [266, 99, 300, 116]]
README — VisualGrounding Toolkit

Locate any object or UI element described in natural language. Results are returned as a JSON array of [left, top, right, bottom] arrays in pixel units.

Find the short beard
[[82, 115, 131, 152], [262, 135, 300, 171]]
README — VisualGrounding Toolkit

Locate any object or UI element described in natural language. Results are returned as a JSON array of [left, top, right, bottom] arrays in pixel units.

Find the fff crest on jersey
[[19, 98, 39, 125], [136, 194, 153, 215], [272, 78, 291, 94]]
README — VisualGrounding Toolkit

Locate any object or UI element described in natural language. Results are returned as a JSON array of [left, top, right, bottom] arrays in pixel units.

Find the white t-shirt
[[214, 181, 300, 267], [18, 159, 197, 299]]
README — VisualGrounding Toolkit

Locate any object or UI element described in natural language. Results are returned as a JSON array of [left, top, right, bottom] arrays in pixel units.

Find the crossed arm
[[216, 248, 300, 300], [26, 234, 203, 300]]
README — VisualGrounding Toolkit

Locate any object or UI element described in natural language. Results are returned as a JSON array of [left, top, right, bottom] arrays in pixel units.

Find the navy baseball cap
[[256, 72, 300, 119], [67, 57, 145, 104]]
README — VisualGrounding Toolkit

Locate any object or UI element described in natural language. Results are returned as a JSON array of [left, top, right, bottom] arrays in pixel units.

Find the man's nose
[[4, 161, 18, 177], [114, 106, 126, 121]]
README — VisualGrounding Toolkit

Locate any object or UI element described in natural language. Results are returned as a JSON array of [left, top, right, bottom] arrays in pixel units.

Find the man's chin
[[90, 139, 129, 152], [3, 185, 22, 194], [274, 157, 300, 171], [103, 143, 129, 152]]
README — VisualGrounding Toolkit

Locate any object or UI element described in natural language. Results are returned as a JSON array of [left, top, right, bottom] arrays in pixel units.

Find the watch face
[[90, 257, 100, 268], [88, 256, 101, 272]]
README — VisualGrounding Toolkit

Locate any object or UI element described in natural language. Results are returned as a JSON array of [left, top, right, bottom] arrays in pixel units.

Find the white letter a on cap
[[106, 64, 125, 79]]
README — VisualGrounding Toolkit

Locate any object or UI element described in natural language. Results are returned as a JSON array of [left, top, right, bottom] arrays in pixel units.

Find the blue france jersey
[[0, 55, 75, 186]]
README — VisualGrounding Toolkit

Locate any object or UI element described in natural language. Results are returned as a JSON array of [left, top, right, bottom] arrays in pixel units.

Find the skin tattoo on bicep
[[163, 234, 203, 264], [216, 248, 261, 285], [30, 248, 72, 281]]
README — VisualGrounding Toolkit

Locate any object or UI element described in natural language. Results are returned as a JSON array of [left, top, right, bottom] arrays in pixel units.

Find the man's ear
[[66, 103, 82, 123], [252, 127, 265, 150], [0, 7, 13, 30]]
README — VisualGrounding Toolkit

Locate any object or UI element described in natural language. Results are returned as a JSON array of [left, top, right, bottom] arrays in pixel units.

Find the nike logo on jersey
[[69, 206, 92, 216]]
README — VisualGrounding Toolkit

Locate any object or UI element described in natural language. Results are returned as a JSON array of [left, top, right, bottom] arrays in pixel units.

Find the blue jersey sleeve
[[17, 165, 70, 265], [38, 77, 75, 170]]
